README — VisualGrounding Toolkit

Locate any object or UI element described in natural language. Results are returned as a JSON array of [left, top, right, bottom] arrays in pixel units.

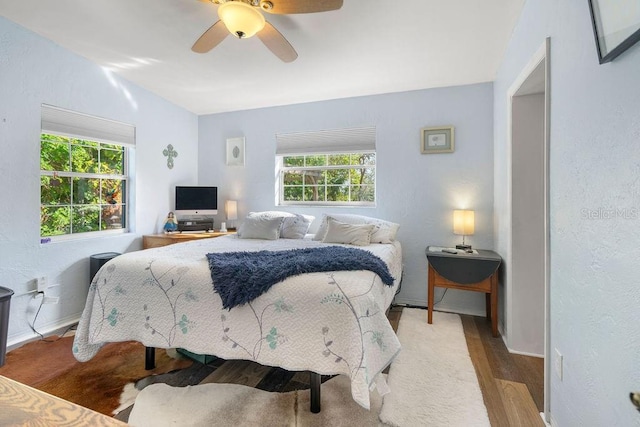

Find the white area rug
[[128, 374, 382, 427], [379, 309, 490, 426]]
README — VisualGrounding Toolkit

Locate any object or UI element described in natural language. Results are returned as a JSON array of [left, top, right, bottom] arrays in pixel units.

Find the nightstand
[[426, 246, 502, 337], [142, 231, 234, 249]]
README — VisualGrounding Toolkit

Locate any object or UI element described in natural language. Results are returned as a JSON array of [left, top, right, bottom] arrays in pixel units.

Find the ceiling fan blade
[[260, 0, 343, 14], [257, 21, 298, 63], [192, 20, 229, 53]]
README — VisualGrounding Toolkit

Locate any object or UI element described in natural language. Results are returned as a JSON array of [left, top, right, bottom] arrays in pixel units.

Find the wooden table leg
[[485, 293, 491, 319], [427, 264, 435, 324], [490, 273, 498, 337]]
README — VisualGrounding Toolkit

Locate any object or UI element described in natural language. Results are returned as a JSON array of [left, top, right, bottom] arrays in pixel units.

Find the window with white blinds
[[276, 126, 376, 206], [40, 105, 134, 240]]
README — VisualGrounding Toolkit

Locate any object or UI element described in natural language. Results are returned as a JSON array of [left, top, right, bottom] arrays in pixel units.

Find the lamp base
[[455, 244, 472, 252]]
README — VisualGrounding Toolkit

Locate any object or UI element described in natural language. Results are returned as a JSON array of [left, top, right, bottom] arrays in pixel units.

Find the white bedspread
[[73, 234, 402, 409]]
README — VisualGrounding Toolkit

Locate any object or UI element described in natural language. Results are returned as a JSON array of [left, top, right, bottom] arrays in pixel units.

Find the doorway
[[507, 38, 550, 421]]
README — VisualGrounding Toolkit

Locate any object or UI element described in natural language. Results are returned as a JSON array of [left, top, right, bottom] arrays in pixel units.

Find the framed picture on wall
[[226, 137, 245, 166], [588, 0, 640, 64], [421, 126, 455, 154]]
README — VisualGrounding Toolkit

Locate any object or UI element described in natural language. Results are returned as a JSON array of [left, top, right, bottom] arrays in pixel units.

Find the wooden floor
[[114, 305, 545, 426], [463, 314, 545, 426]]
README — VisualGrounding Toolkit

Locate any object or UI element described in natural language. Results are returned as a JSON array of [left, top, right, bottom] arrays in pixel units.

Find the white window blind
[[275, 126, 376, 155], [41, 104, 135, 147]]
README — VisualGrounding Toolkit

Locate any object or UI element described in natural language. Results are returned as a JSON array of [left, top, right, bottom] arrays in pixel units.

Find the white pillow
[[372, 221, 401, 244], [280, 214, 313, 239], [237, 216, 283, 240], [248, 211, 315, 239], [313, 214, 399, 243], [322, 218, 376, 246], [248, 211, 295, 220]]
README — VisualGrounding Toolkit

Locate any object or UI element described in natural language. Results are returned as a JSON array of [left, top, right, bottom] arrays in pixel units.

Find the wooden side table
[[142, 231, 235, 249], [426, 247, 502, 337]]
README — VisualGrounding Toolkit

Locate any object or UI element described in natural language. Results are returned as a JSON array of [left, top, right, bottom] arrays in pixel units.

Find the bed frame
[[145, 347, 322, 413]]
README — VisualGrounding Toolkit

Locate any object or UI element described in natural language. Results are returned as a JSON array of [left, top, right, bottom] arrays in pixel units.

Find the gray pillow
[[321, 218, 376, 246], [237, 216, 284, 240], [313, 214, 399, 243]]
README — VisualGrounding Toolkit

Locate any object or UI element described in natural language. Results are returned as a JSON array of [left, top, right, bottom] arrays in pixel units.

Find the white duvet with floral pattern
[[73, 234, 402, 410]]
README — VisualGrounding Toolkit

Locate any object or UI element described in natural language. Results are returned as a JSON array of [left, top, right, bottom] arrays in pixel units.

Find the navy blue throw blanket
[[206, 246, 394, 309]]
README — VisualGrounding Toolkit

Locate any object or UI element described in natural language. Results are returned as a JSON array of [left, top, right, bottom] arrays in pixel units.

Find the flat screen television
[[175, 186, 218, 216]]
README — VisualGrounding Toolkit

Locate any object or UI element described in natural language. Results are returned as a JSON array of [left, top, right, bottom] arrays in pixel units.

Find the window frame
[[277, 151, 376, 207], [40, 133, 131, 242]]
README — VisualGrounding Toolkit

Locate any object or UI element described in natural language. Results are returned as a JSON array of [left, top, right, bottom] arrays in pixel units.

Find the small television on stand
[[175, 186, 217, 232]]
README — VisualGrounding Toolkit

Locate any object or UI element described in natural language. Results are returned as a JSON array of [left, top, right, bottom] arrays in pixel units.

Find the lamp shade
[[453, 210, 475, 235], [225, 200, 238, 221], [218, 2, 265, 39]]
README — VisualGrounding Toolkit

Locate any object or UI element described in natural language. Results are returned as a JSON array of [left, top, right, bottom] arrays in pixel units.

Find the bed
[[73, 220, 402, 412]]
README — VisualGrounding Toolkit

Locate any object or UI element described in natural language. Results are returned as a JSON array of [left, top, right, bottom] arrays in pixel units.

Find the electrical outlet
[[36, 276, 47, 292], [555, 348, 563, 381]]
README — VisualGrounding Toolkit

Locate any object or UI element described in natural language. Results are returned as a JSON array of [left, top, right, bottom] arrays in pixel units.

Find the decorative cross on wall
[[163, 144, 178, 169]]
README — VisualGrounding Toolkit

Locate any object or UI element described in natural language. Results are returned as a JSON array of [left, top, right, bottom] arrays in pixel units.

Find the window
[[276, 126, 376, 206], [40, 105, 134, 239], [280, 152, 375, 204]]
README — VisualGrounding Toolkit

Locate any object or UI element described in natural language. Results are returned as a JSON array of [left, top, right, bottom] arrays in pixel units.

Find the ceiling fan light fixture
[[218, 1, 265, 39]]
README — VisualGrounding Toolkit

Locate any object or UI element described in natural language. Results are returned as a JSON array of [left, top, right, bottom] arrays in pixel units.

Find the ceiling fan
[[192, 0, 343, 62]]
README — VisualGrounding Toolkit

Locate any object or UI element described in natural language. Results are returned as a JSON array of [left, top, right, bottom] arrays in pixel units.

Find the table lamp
[[453, 209, 474, 251], [225, 200, 238, 231]]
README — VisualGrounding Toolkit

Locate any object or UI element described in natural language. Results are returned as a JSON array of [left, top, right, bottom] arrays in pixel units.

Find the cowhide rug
[[0, 336, 192, 416], [127, 374, 384, 427]]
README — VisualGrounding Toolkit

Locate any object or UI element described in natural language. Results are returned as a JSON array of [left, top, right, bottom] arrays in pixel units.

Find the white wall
[[494, 1, 640, 424], [511, 93, 545, 356], [198, 83, 495, 315], [0, 17, 199, 346]]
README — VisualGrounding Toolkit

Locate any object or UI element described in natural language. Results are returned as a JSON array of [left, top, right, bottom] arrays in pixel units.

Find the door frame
[[506, 37, 551, 422]]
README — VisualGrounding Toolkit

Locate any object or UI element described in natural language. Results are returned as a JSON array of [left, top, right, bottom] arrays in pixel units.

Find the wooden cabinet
[[142, 231, 234, 249]]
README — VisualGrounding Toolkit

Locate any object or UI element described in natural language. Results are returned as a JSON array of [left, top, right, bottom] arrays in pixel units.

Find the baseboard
[[497, 326, 544, 358], [540, 412, 551, 426], [501, 332, 509, 352], [6, 315, 81, 352], [507, 347, 544, 358]]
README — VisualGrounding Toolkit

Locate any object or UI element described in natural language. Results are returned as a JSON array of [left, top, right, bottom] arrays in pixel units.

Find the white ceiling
[[0, 0, 524, 115]]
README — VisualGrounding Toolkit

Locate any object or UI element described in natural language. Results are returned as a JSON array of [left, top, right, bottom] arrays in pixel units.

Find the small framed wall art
[[226, 137, 245, 166], [421, 126, 454, 154], [588, 0, 640, 64]]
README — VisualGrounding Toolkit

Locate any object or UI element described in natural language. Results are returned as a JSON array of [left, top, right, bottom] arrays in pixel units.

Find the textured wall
[[494, 1, 640, 425], [198, 84, 495, 314], [0, 17, 199, 345]]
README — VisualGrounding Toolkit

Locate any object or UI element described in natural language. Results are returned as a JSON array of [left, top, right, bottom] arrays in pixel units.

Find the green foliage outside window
[[281, 153, 375, 205], [40, 133, 127, 237]]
